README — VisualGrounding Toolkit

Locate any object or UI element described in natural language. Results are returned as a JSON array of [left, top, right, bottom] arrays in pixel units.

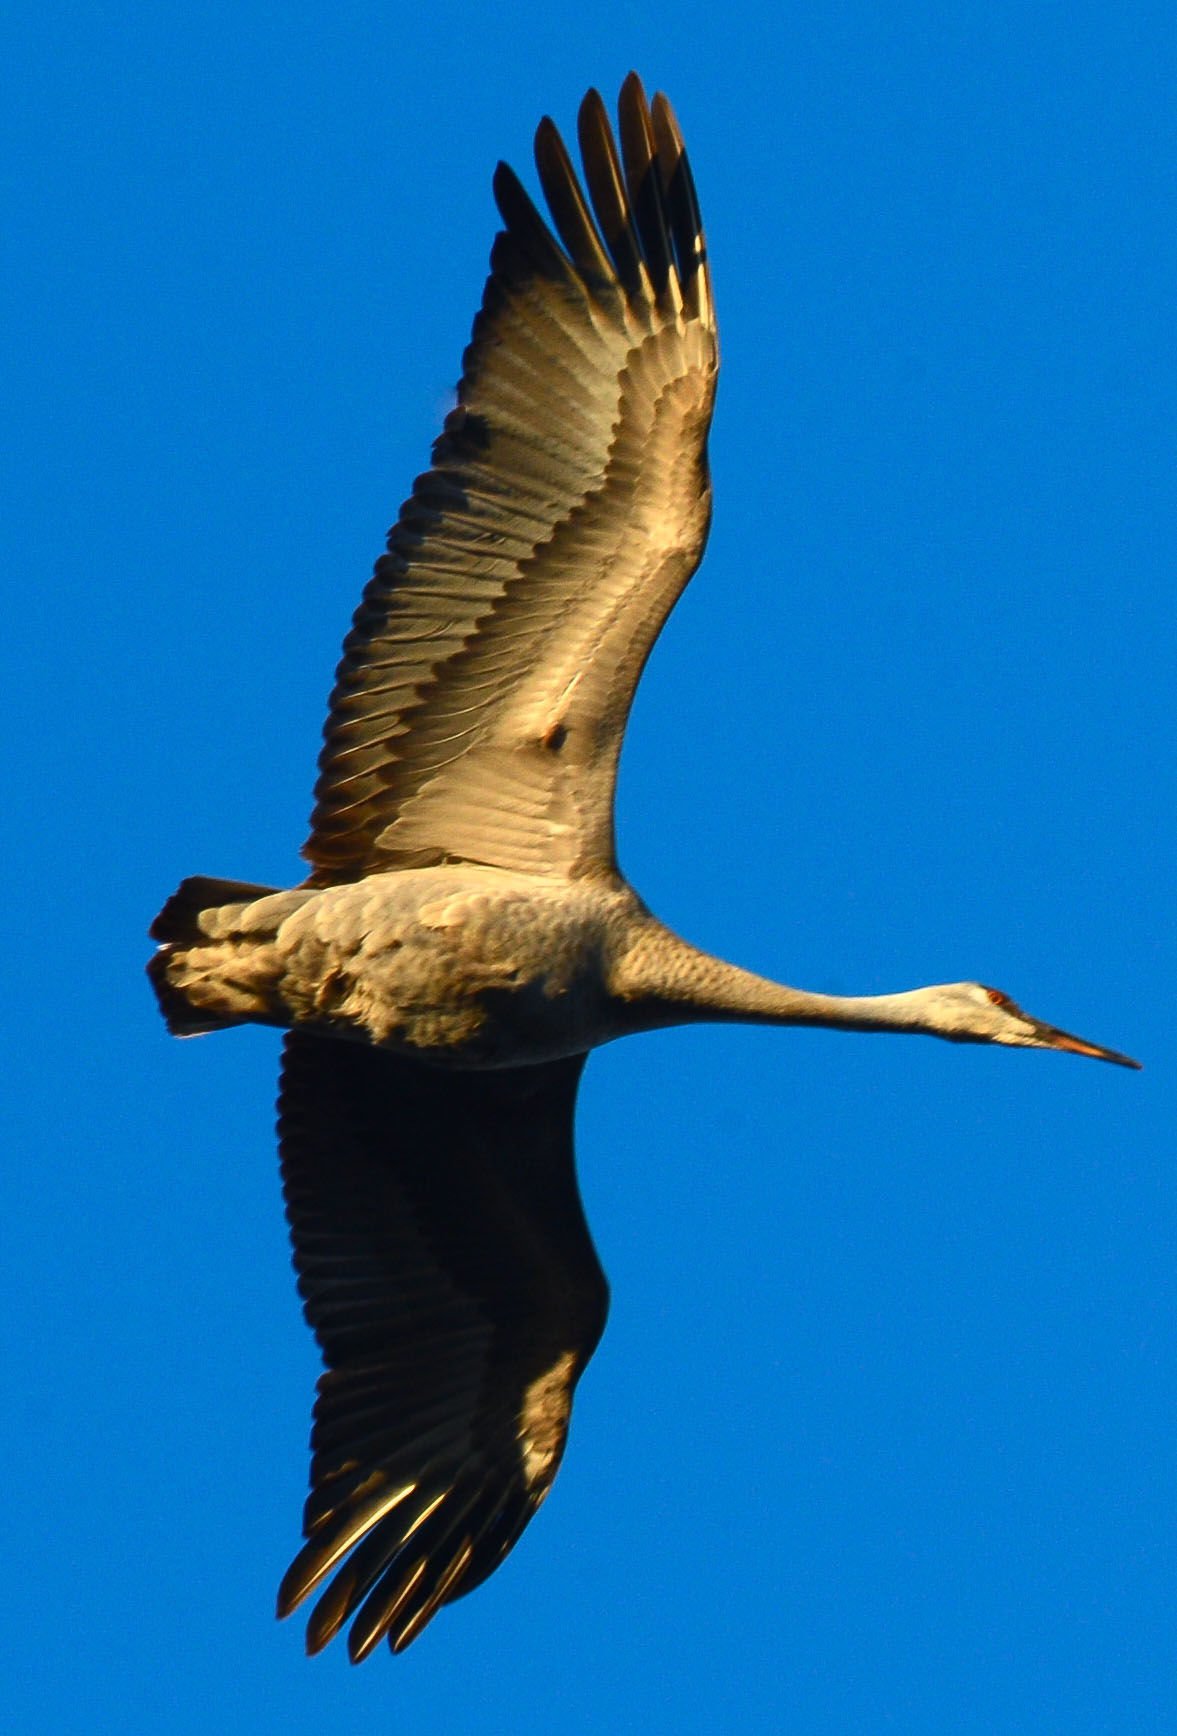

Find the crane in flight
[[149, 74, 1137, 1662]]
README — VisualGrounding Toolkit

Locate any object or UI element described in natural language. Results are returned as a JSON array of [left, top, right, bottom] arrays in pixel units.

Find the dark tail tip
[[145, 944, 223, 1036], [150, 875, 278, 943]]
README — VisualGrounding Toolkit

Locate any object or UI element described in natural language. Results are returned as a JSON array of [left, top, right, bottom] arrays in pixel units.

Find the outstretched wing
[[304, 73, 718, 886], [275, 1033, 608, 1660]]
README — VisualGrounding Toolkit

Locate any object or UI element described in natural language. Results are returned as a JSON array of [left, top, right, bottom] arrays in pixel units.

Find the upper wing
[[303, 73, 718, 886], [275, 1032, 608, 1660]]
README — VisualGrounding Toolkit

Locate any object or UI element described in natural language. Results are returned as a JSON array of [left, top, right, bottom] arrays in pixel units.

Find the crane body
[[149, 75, 1136, 1662]]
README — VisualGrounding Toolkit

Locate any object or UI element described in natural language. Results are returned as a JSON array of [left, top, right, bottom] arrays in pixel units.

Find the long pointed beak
[[1031, 1020, 1141, 1069]]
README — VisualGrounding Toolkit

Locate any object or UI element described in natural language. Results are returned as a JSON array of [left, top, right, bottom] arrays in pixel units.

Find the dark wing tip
[[533, 114, 616, 290], [575, 83, 648, 302], [650, 90, 710, 325], [616, 72, 674, 300], [491, 160, 573, 284]]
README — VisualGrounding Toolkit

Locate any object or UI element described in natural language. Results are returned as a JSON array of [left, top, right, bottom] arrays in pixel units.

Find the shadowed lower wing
[[275, 1033, 607, 1660], [303, 73, 718, 886]]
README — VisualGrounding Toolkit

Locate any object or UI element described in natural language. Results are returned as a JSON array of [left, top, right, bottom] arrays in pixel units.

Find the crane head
[[930, 982, 1140, 1068]]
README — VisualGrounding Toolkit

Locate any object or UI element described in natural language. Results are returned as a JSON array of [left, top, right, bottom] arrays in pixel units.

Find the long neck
[[611, 922, 934, 1038]]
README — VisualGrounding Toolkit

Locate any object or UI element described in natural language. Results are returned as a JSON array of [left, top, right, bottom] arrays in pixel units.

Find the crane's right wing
[[275, 1033, 607, 1660], [303, 74, 718, 887]]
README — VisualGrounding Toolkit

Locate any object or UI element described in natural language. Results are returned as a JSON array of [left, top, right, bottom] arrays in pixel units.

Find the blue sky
[[5, 2, 1173, 1730]]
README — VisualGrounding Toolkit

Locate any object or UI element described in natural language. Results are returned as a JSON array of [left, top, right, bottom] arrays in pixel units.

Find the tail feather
[[146, 947, 225, 1036], [150, 875, 281, 944], [149, 874, 283, 1036]]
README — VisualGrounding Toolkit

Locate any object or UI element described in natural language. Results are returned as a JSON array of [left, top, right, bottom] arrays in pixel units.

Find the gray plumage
[[149, 74, 1137, 1663]]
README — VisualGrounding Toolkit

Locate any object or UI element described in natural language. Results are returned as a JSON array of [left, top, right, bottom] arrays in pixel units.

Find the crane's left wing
[[275, 1033, 607, 1660], [303, 74, 717, 886]]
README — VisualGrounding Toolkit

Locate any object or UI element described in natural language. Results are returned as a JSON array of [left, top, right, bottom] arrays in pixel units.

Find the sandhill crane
[[149, 74, 1138, 1662]]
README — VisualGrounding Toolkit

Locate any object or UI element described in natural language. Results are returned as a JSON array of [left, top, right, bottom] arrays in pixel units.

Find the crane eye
[[985, 988, 1010, 1007]]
